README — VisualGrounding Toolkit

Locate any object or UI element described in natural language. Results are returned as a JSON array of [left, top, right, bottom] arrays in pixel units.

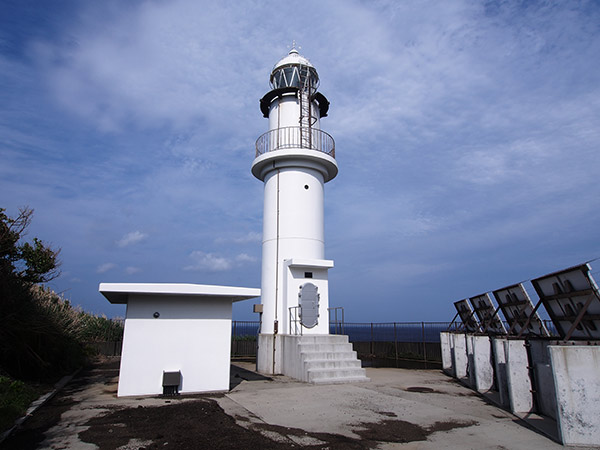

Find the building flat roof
[[99, 283, 261, 304]]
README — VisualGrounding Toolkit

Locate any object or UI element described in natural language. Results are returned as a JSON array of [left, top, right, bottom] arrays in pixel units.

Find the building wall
[[269, 95, 321, 130], [260, 166, 326, 335], [282, 263, 330, 335], [118, 295, 232, 397]]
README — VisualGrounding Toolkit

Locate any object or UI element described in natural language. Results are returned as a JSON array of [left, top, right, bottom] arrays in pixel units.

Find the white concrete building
[[252, 48, 367, 383], [100, 283, 259, 396]]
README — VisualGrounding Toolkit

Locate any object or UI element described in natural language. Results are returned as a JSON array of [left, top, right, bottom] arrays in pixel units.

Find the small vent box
[[162, 371, 181, 396]]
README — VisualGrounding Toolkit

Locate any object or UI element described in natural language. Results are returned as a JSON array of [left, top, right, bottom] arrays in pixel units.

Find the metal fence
[[334, 322, 452, 369], [231, 321, 261, 357], [230, 321, 454, 368], [90, 320, 560, 367]]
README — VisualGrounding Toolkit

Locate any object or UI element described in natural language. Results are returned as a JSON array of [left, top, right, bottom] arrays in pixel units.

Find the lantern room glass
[[271, 64, 319, 90]]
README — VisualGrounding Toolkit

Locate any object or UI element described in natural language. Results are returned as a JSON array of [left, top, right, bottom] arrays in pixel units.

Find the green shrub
[[0, 208, 124, 382], [0, 375, 40, 433]]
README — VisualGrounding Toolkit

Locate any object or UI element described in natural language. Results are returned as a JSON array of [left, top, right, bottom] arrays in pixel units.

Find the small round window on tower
[[304, 185, 309, 190]]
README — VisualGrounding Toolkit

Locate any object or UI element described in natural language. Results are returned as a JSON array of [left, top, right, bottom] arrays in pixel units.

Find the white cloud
[[215, 232, 262, 245], [184, 251, 232, 272], [125, 266, 141, 275], [117, 231, 148, 248], [235, 253, 257, 263], [184, 251, 257, 272], [96, 262, 116, 274], [3, 0, 600, 321]]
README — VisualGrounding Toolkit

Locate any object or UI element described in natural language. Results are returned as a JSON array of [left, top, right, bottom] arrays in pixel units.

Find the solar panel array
[[453, 299, 480, 333], [452, 262, 600, 340], [531, 264, 600, 340], [492, 283, 548, 337]]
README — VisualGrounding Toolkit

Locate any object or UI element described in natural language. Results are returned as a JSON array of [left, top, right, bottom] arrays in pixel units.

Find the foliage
[[0, 207, 125, 433], [232, 335, 257, 341], [0, 207, 60, 284], [0, 207, 123, 381], [0, 284, 124, 380], [30, 285, 124, 343], [0, 375, 40, 433]]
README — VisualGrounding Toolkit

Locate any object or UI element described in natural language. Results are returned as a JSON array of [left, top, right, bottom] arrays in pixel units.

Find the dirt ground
[[0, 359, 475, 450]]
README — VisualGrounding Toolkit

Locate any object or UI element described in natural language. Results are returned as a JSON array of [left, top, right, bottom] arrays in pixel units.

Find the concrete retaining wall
[[471, 335, 494, 393], [549, 345, 600, 446], [440, 332, 453, 376], [528, 340, 557, 420], [452, 333, 468, 380], [503, 339, 533, 414], [441, 331, 600, 446], [466, 334, 476, 387], [491, 337, 509, 408]]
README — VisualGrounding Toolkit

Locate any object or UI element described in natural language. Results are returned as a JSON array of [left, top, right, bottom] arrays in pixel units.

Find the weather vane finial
[[288, 40, 301, 53]]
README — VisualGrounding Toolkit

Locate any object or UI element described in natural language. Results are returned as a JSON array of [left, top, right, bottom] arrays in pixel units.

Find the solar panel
[[531, 263, 600, 340], [469, 293, 506, 334], [492, 283, 549, 337], [453, 299, 480, 332]]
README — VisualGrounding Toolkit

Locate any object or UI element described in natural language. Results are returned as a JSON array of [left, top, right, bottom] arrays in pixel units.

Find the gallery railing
[[255, 126, 335, 158]]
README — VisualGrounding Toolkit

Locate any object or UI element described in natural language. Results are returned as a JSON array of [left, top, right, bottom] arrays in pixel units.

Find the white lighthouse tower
[[252, 48, 367, 382]]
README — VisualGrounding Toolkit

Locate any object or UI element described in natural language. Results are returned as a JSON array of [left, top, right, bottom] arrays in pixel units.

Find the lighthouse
[[252, 48, 367, 382]]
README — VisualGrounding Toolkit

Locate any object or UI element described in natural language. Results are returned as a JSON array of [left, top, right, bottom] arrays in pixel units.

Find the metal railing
[[328, 307, 345, 335], [289, 306, 302, 335], [255, 126, 335, 158]]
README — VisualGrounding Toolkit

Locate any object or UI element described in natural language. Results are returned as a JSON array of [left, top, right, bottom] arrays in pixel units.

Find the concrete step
[[298, 335, 349, 344], [301, 351, 358, 361], [304, 359, 362, 370], [307, 367, 369, 383], [298, 343, 353, 353], [311, 375, 370, 385]]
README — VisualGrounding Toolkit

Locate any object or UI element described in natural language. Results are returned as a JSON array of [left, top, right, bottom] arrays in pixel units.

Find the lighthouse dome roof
[[272, 48, 315, 71], [270, 48, 319, 90]]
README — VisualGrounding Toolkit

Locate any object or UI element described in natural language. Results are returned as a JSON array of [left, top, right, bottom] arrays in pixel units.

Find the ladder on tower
[[299, 70, 315, 150]]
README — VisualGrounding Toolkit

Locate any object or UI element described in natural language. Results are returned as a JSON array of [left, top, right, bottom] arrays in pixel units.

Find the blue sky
[[2, 0, 600, 322]]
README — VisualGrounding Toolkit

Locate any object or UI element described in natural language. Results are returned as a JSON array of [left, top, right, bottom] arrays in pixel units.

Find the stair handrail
[[289, 306, 303, 335]]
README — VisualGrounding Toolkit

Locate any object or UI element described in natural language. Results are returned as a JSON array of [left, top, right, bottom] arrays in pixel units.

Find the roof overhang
[[99, 283, 261, 304], [284, 258, 334, 269]]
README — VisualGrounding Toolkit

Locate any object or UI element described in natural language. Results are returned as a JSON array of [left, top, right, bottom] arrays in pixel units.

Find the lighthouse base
[[257, 334, 283, 375], [257, 334, 369, 383]]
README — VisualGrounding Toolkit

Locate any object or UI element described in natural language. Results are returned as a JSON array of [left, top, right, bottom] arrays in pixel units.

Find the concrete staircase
[[296, 335, 369, 384]]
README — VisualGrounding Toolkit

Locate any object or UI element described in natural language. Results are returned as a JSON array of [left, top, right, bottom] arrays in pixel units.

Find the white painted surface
[[272, 48, 315, 72], [280, 334, 368, 383], [258, 167, 327, 337], [269, 95, 321, 130], [253, 50, 338, 375], [282, 259, 332, 335], [100, 283, 260, 304], [99, 284, 259, 396], [440, 332, 453, 376], [472, 335, 494, 393], [452, 333, 468, 379], [504, 339, 533, 414], [257, 334, 282, 374], [549, 345, 600, 446], [118, 295, 231, 396]]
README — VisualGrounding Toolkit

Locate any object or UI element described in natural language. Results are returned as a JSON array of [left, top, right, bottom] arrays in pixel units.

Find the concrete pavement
[[4, 358, 596, 449], [223, 362, 583, 449]]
